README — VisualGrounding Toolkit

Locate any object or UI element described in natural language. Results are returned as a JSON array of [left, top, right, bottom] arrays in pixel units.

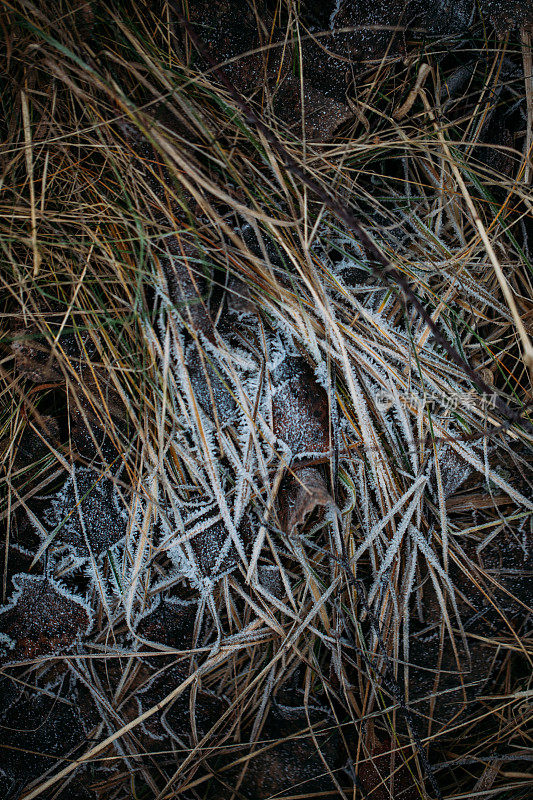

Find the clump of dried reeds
[[1, 2, 532, 799]]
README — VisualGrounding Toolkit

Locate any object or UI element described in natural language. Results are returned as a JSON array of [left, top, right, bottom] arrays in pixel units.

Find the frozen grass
[[1, 2, 532, 799]]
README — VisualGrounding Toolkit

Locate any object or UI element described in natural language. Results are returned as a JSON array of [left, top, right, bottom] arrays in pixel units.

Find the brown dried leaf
[[46, 466, 128, 557], [159, 234, 215, 339], [10, 330, 62, 383], [76, 364, 126, 419], [185, 2, 351, 142], [274, 77, 353, 141], [285, 466, 332, 534], [135, 597, 198, 650], [234, 707, 343, 799], [445, 492, 512, 512], [185, 0, 271, 95], [357, 735, 419, 800], [0, 687, 97, 799]]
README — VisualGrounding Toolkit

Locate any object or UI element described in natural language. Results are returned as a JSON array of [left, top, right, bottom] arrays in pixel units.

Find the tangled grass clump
[[1, 2, 532, 798]]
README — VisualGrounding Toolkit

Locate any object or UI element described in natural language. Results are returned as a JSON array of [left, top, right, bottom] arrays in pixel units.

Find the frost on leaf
[[0, 574, 92, 665], [0, 686, 95, 799], [185, 341, 236, 424], [257, 564, 284, 599], [135, 597, 199, 650], [135, 664, 186, 742], [271, 356, 330, 459], [189, 518, 236, 576], [168, 505, 244, 590], [431, 441, 474, 498], [46, 466, 128, 557], [136, 662, 230, 745], [231, 703, 342, 799], [163, 682, 229, 743]]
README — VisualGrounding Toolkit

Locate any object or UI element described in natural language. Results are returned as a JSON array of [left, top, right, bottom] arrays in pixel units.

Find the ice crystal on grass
[[5, 8, 533, 798], [167, 508, 241, 593], [185, 340, 237, 424]]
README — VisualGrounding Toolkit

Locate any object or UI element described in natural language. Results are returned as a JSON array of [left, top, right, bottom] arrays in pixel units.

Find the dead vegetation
[[1, 1, 532, 798]]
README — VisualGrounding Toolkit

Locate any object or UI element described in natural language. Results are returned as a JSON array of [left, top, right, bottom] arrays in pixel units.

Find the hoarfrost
[[271, 355, 330, 458], [45, 466, 128, 558], [185, 341, 237, 424], [166, 505, 242, 593], [257, 564, 284, 599], [0, 685, 94, 797], [431, 441, 475, 498], [0, 574, 93, 664]]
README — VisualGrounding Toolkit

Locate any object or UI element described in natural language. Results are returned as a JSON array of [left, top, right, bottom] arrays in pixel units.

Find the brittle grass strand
[[179, 8, 533, 436]]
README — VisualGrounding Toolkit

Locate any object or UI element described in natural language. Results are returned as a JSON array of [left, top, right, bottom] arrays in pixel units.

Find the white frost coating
[[265, 330, 297, 373], [444, 438, 533, 510], [123, 488, 152, 618], [354, 475, 428, 560], [45, 466, 128, 558], [329, 0, 343, 30], [0, 630, 15, 656], [136, 196, 533, 687], [164, 502, 239, 595], [54, 551, 88, 577], [345, 366, 385, 492], [431, 442, 473, 498], [366, 479, 427, 604], [0, 573, 94, 648], [401, 543, 419, 664], [173, 328, 248, 566]]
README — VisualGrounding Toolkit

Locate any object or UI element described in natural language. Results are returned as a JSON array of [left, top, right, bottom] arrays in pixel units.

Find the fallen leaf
[[285, 466, 332, 534], [0, 574, 92, 665], [271, 356, 330, 459]]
